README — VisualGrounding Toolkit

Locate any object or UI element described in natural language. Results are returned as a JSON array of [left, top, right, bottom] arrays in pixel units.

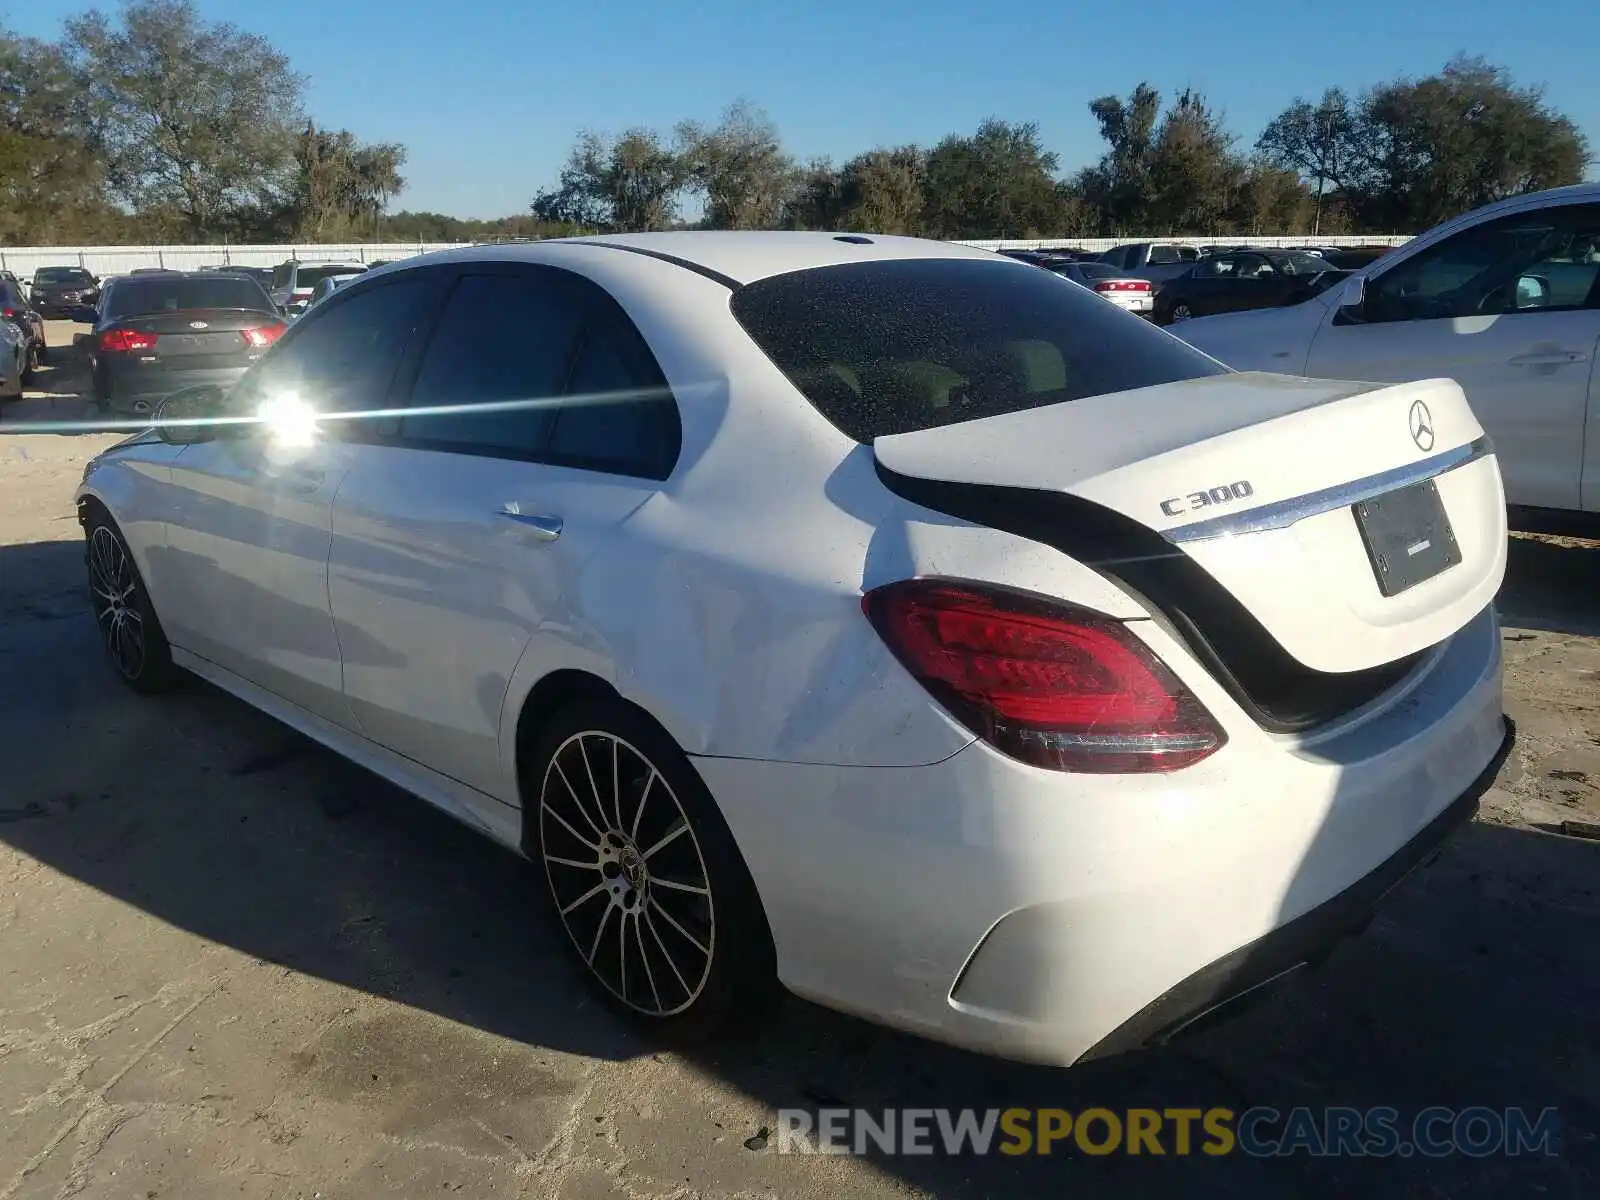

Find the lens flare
[[256, 392, 319, 447]]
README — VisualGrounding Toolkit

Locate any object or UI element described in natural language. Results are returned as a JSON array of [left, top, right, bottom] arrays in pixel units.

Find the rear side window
[[105, 276, 274, 319], [729, 258, 1229, 442], [400, 271, 588, 454], [548, 315, 681, 479]]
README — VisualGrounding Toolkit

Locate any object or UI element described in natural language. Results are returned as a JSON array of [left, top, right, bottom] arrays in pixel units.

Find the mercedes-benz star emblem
[[1408, 399, 1435, 452], [188, 320, 209, 330]]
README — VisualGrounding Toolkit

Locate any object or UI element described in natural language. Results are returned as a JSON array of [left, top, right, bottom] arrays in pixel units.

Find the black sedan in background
[[76, 272, 287, 414], [29, 265, 101, 317], [1153, 249, 1348, 325], [0, 276, 47, 379]]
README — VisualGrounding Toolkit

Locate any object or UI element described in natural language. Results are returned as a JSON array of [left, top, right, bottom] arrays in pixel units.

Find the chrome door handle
[[498, 507, 562, 541]]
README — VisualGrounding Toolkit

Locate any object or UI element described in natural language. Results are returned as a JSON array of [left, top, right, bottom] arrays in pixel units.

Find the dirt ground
[[1, 326, 1597, 1198]]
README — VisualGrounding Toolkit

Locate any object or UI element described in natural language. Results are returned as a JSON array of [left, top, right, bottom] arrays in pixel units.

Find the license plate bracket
[[1352, 479, 1462, 598]]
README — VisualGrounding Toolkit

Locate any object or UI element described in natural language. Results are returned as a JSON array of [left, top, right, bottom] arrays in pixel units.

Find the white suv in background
[[1174, 184, 1600, 526], [269, 260, 369, 315]]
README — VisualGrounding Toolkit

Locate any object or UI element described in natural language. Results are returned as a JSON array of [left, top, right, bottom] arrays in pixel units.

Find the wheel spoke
[[553, 759, 606, 839], [560, 880, 608, 917], [544, 853, 601, 872], [576, 736, 609, 833], [610, 737, 626, 832], [644, 906, 693, 997], [651, 875, 710, 897], [648, 894, 709, 958], [630, 769, 657, 841], [619, 909, 629, 1003], [587, 898, 616, 964], [641, 819, 688, 861], [542, 800, 599, 851], [633, 911, 662, 1012]]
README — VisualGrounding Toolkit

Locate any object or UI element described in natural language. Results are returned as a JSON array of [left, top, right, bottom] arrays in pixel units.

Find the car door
[[159, 271, 448, 723], [1183, 256, 1238, 316], [1306, 202, 1600, 512], [327, 263, 680, 802]]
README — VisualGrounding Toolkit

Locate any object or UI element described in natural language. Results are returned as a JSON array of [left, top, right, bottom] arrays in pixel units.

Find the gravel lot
[[1, 324, 1597, 1198]]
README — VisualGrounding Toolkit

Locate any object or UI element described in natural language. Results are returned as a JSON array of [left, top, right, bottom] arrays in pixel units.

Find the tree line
[[536, 60, 1590, 240], [3, 4, 1591, 248], [2, 0, 405, 245]]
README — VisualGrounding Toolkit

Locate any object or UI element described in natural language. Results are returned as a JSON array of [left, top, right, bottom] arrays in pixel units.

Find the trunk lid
[[873, 371, 1505, 678], [112, 309, 282, 364]]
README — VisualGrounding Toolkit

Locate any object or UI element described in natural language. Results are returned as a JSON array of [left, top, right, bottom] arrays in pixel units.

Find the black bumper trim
[[1076, 715, 1516, 1064]]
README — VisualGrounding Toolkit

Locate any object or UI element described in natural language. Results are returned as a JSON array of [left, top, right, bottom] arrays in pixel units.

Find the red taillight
[[862, 579, 1225, 773], [1, 308, 14, 318], [1095, 280, 1153, 293], [99, 329, 158, 353], [244, 323, 285, 348]]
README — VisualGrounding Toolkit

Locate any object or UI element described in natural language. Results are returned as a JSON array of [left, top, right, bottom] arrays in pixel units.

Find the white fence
[[0, 233, 1415, 277], [0, 242, 468, 277]]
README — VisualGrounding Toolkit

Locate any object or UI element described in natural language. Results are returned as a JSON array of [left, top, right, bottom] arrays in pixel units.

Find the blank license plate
[[1352, 479, 1462, 597]]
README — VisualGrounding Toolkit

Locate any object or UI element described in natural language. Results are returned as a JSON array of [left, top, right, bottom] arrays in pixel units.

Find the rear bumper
[[692, 604, 1507, 1067], [100, 364, 249, 412], [1076, 715, 1514, 1062]]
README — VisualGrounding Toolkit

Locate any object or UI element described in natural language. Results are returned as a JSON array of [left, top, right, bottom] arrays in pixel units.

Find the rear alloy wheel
[[528, 699, 775, 1037], [1169, 302, 1194, 323], [85, 511, 177, 694]]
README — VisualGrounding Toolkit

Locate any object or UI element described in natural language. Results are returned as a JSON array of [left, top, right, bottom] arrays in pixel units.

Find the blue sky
[[11, 0, 1600, 218]]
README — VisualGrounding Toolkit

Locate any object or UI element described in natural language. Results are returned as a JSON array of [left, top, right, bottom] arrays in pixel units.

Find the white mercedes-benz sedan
[[75, 232, 1514, 1067]]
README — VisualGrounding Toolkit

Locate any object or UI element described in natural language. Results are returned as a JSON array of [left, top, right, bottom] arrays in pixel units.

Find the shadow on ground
[[1499, 533, 1600, 638], [1, 534, 1596, 1197]]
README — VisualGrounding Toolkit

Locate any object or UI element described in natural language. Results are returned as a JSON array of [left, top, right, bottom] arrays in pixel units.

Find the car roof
[[412, 231, 1007, 288]]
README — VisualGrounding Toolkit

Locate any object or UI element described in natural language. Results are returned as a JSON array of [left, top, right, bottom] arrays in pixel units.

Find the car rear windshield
[[105, 276, 274, 319], [1066, 262, 1119, 281], [728, 258, 1229, 442], [34, 267, 93, 284], [296, 266, 364, 288]]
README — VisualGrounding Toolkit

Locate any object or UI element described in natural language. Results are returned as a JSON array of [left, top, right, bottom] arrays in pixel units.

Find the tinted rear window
[[106, 276, 274, 319], [297, 266, 365, 288], [729, 258, 1229, 442], [1069, 262, 1119, 281]]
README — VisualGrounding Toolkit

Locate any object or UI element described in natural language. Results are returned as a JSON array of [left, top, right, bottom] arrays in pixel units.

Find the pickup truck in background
[[1096, 242, 1203, 290]]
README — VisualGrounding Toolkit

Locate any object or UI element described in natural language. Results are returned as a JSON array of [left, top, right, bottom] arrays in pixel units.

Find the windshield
[[729, 258, 1228, 442], [33, 267, 94, 285], [104, 276, 276, 319]]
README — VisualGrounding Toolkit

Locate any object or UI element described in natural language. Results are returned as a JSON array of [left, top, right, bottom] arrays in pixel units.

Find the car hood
[[1171, 292, 1336, 373]]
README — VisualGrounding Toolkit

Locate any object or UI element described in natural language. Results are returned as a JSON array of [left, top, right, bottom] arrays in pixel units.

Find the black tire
[[524, 696, 777, 1040], [83, 505, 179, 694], [1169, 302, 1194, 323], [22, 340, 41, 382]]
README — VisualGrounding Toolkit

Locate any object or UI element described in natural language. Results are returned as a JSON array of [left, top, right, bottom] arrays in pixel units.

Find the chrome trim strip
[[1163, 435, 1495, 544]]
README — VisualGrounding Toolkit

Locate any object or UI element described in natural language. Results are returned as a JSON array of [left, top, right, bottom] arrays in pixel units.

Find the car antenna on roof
[[833, 235, 874, 245]]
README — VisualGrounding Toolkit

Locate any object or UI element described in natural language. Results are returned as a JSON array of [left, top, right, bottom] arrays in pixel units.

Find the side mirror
[[155, 385, 227, 445], [1513, 274, 1551, 310], [70, 305, 97, 323], [1337, 273, 1366, 311]]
